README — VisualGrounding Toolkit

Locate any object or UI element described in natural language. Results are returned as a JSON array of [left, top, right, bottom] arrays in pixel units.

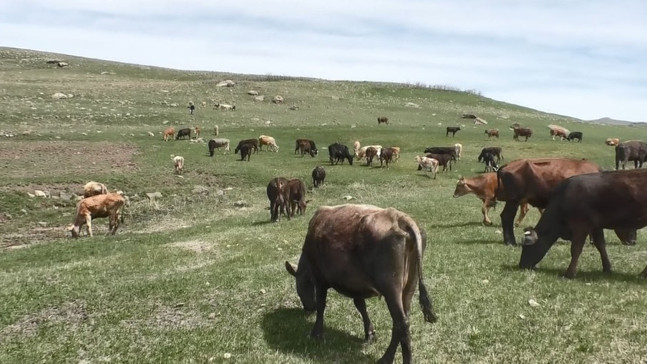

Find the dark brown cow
[[365, 146, 379, 166], [175, 128, 191, 140], [478, 147, 503, 163], [237, 142, 254, 161], [235, 138, 259, 154], [615, 140, 647, 170], [496, 158, 601, 245], [423, 146, 457, 161], [425, 153, 453, 172], [312, 166, 326, 188], [512, 127, 532, 141], [379, 147, 396, 168], [377, 116, 389, 125], [446, 126, 461, 137], [286, 178, 308, 217], [520, 169, 646, 278], [267, 177, 290, 222], [485, 129, 499, 139], [285, 204, 437, 364], [296, 139, 318, 157]]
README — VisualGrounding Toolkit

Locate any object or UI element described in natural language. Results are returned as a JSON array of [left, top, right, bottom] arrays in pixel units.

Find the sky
[[1, 1, 646, 122]]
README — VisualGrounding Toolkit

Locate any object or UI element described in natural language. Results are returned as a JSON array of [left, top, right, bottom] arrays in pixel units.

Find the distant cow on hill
[[511, 126, 532, 141], [446, 126, 461, 137], [566, 131, 583, 142], [485, 129, 499, 139], [176, 128, 191, 140], [377, 116, 389, 125]]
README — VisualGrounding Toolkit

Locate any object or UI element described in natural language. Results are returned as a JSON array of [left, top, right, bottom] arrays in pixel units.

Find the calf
[[175, 128, 191, 140], [83, 181, 107, 198], [208, 138, 230, 156], [259, 135, 279, 152], [173, 155, 184, 174], [328, 142, 354, 165], [416, 155, 439, 179], [67, 192, 126, 238], [478, 147, 503, 163], [267, 177, 290, 222], [162, 127, 175, 141], [285, 204, 437, 364], [520, 169, 647, 279], [377, 116, 389, 125], [485, 129, 499, 139], [446, 126, 461, 137], [286, 178, 308, 217], [566, 131, 582, 142], [312, 165, 326, 188], [235, 139, 259, 154], [615, 140, 647, 170]]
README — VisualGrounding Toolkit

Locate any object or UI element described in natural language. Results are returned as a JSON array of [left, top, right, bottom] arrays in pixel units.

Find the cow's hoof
[[622, 240, 636, 246], [483, 221, 493, 226], [505, 241, 517, 247], [310, 332, 324, 340], [364, 330, 376, 343]]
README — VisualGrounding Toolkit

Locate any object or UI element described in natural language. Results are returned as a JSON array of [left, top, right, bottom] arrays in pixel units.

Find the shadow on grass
[[261, 308, 376, 363], [501, 264, 647, 283], [432, 220, 490, 228]]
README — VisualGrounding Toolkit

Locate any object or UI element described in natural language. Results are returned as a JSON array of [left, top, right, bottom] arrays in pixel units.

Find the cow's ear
[[285, 261, 298, 276]]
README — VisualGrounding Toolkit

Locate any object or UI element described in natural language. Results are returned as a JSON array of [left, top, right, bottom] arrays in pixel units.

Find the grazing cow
[[485, 129, 499, 139], [267, 177, 290, 222], [162, 127, 175, 141], [356, 145, 382, 161], [424, 153, 453, 172], [423, 147, 457, 161], [175, 128, 191, 140], [566, 131, 582, 142], [285, 204, 437, 364], [605, 138, 620, 146], [286, 178, 308, 217], [454, 143, 463, 161], [258, 135, 279, 152], [377, 116, 389, 125], [496, 158, 601, 246], [390, 146, 401, 161], [237, 143, 254, 161], [67, 192, 126, 238], [192, 126, 201, 139], [312, 166, 326, 188], [295, 139, 318, 157], [511, 127, 532, 141], [173, 155, 185, 174], [548, 125, 570, 141], [365, 146, 379, 166], [379, 147, 396, 168], [214, 103, 236, 111], [481, 152, 498, 172], [478, 147, 503, 163], [453, 174, 532, 226], [235, 139, 259, 154], [208, 138, 230, 156], [328, 143, 354, 165], [83, 181, 108, 198], [446, 126, 461, 137], [520, 169, 647, 278], [615, 140, 647, 170], [416, 155, 439, 179]]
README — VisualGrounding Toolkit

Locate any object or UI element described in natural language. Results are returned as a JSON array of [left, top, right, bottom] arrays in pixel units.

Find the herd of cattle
[[64, 122, 647, 364]]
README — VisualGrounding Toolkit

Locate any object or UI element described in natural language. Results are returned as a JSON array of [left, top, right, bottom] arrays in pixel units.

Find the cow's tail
[[400, 214, 437, 323]]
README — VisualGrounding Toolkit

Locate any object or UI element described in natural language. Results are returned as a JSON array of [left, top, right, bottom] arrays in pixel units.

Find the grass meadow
[[1, 47, 646, 363]]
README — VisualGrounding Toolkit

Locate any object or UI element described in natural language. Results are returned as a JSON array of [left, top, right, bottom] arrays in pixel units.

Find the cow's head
[[452, 177, 470, 197], [285, 260, 316, 313], [67, 224, 80, 238], [519, 227, 543, 269]]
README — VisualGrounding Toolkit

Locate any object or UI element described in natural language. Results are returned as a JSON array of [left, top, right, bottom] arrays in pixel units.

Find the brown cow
[[485, 129, 499, 139], [67, 193, 126, 238], [446, 126, 461, 137], [379, 147, 396, 168], [377, 116, 389, 125], [496, 158, 601, 245], [425, 153, 453, 172], [286, 178, 308, 217], [312, 166, 326, 188], [605, 138, 620, 146], [548, 125, 569, 140], [258, 135, 279, 152], [162, 127, 175, 142], [295, 139, 318, 157], [453, 173, 533, 226], [285, 204, 437, 364], [520, 169, 646, 278], [615, 140, 647, 170], [365, 146, 379, 166], [237, 142, 254, 161], [267, 177, 290, 222], [512, 127, 532, 141], [235, 139, 259, 154]]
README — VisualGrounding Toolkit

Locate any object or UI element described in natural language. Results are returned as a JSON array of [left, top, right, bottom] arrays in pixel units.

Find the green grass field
[[1, 47, 646, 363]]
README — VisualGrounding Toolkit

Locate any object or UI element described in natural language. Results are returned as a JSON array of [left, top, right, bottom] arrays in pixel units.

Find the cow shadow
[[500, 264, 646, 284], [432, 220, 489, 228], [261, 308, 377, 362]]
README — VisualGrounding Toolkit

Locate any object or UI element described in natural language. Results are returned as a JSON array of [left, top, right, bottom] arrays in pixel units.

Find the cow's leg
[[310, 285, 328, 339], [564, 228, 588, 278], [353, 298, 376, 342], [379, 292, 411, 364], [591, 228, 611, 274], [85, 214, 93, 237], [500, 201, 520, 246], [482, 199, 493, 225], [515, 202, 530, 227]]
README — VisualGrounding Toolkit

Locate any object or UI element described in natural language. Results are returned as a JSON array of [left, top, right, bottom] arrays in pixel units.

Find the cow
[[512, 127, 532, 141], [295, 139, 318, 157], [496, 158, 601, 246], [208, 138, 230, 156], [67, 192, 126, 238], [481, 152, 498, 172], [328, 142, 354, 165], [453, 174, 532, 226], [606, 138, 620, 146], [423, 147, 457, 161], [416, 156, 439, 179], [284, 204, 437, 364], [379, 147, 396, 168], [356, 145, 383, 161], [478, 147, 503, 163], [566, 131, 583, 142], [286, 178, 308, 217], [175, 128, 191, 140], [424, 153, 453, 172], [259, 135, 279, 152], [173, 155, 185, 174], [485, 129, 499, 139], [162, 127, 175, 142], [453, 143, 463, 161], [615, 140, 647, 170], [365, 146, 379, 166], [267, 177, 290, 222], [312, 166, 326, 188], [520, 169, 647, 279], [446, 126, 461, 137], [390, 146, 401, 162], [237, 142, 254, 161], [214, 103, 236, 111], [377, 116, 389, 125], [548, 125, 570, 141], [235, 139, 259, 154], [83, 181, 108, 198]]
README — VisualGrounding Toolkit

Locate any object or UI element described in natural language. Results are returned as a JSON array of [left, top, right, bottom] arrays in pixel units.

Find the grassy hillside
[[1, 47, 646, 363]]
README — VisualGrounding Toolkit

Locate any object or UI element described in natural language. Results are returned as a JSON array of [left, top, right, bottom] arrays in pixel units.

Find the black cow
[[520, 169, 646, 279], [312, 166, 326, 188], [285, 204, 437, 364], [425, 153, 453, 172], [237, 142, 254, 161], [267, 177, 290, 222], [615, 140, 647, 170], [423, 147, 457, 161], [481, 152, 498, 172], [566, 131, 583, 142], [478, 147, 503, 163], [235, 139, 259, 154], [175, 128, 191, 140], [328, 143, 353, 165], [446, 126, 461, 137]]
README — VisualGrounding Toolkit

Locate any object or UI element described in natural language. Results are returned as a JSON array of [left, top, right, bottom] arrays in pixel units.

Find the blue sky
[[2, 1, 646, 122]]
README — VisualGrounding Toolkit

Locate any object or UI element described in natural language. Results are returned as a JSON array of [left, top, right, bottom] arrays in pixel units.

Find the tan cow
[[67, 193, 126, 238], [163, 127, 175, 141]]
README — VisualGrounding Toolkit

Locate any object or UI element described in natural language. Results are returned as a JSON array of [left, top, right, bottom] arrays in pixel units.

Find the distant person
[[188, 102, 195, 115]]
